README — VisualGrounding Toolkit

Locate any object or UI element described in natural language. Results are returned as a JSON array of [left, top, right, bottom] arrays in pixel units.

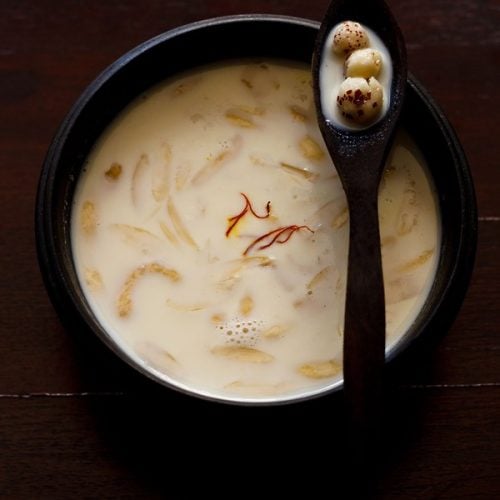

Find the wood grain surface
[[1, 0, 499, 498]]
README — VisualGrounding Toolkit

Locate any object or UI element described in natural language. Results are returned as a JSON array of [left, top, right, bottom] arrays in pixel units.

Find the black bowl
[[35, 15, 477, 405]]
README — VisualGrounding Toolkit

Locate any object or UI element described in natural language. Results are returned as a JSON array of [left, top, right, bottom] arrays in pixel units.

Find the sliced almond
[[151, 144, 171, 202], [289, 104, 309, 122], [331, 206, 349, 229], [191, 135, 242, 185], [396, 189, 418, 235], [279, 162, 317, 181], [117, 262, 181, 317], [167, 199, 198, 249], [262, 324, 288, 339], [175, 161, 192, 191], [84, 268, 103, 291], [225, 113, 254, 128], [299, 135, 325, 161], [239, 295, 254, 316], [81, 201, 97, 235], [211, 345, 274, 363], [236, 256, 274, 268], [211, 313, 225, 324], [307, 266, 332, 290], [225, 108, 255, 128], [299, 360, 341, 379], [111, 224, 161, 245], [131, 153, 150, 208], [240, 64, 280, 97], [397, 249, 434, 273], [105, 162, 122, 181], [217, 256, 274, 291], [159, 221, 178, 245], [135, 341, 178, 375], [172, 77, 201, 97], [225, 105, 265, 128], [239, 105, 265, 116], [385, 275, 421, 305]]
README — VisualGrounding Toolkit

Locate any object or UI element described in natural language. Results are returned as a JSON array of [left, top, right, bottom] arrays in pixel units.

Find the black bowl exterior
[[35, 15, 477, 405]]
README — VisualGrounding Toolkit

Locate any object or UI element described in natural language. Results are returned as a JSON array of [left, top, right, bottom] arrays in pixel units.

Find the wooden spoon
[[312, 0, 407, 468]]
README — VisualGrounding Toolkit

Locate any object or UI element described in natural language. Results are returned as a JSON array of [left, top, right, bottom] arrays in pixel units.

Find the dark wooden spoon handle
[[310, 0, 407, 488], [343, 186, 385, 464]]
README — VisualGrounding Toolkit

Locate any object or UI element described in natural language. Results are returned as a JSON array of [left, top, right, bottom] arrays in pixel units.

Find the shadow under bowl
[[35, 15, 477, 405]]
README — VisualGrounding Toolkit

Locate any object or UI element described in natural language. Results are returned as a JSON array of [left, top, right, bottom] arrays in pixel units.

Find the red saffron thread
[[226, 193, 271, 237], [243, 225, 314, 256]]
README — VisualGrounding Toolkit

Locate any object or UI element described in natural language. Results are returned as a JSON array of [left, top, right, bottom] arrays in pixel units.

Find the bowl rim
[[35, 14, 478, 406]]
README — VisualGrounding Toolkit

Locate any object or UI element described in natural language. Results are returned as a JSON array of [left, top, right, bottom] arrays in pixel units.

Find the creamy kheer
[[71, 61, 439, 402]]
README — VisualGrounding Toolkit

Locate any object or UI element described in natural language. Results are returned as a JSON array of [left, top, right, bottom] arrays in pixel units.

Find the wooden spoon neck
[[322, 122, 393, 191], [343, 177, 381, 206], [347, 199, 381, 242], [345, 201, 384, 298], [343, 197, 386, 381]]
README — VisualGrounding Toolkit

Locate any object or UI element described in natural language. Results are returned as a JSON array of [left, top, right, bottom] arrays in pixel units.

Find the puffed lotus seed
[[336, 76, 383, 124], [345, 48, 382, 78], [332, 21, 369, 55]]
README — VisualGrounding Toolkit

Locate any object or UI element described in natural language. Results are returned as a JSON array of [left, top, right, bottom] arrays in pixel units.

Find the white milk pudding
[[320, 21, 392, 128], [71, 61, 439, 402]]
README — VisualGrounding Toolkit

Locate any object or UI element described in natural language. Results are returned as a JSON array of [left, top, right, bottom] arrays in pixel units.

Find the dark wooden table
[[1, 1, 498, 498]]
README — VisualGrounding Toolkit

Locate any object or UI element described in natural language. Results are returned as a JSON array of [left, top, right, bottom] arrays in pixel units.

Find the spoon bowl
[[312, 0, 407, 463]]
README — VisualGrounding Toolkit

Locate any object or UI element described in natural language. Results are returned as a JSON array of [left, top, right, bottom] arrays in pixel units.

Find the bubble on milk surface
[[217, 317, 264, 347]]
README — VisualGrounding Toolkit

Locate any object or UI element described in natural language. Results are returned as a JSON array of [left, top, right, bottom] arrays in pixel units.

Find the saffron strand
[[243, 225, 314, 255], [226, 193, 271, 237]]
